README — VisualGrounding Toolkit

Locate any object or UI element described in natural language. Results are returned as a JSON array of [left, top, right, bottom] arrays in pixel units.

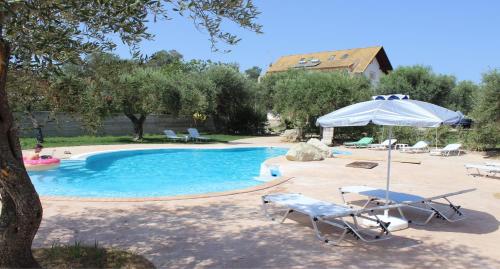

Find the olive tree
[[6, 68, 52, 143], [0, 1, 261, 267], [377, 65, 456, 107], [270, 70, 371, 133], [117, 67, 184, 140], [467, 70, 500, 150], [447, 80, 479, 115], [205, 65, 266, 133]]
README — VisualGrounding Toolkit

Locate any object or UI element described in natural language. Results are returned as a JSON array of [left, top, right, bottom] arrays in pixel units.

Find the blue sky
[[113, 0, 499, 82]]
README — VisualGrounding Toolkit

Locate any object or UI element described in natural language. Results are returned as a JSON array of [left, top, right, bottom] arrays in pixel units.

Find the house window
[[298, 58, 306, 64], [310, 58, 320, 64], [369, 71, 377, 80], [328, 55, 336, 61]]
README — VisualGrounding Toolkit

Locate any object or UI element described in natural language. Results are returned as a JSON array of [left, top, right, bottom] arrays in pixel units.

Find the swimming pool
[[29, 147, 287, 198]]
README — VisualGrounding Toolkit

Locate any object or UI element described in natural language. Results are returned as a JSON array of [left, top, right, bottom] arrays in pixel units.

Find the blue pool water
[[29, 147, 287, 198], [332, 148, 352, 155]]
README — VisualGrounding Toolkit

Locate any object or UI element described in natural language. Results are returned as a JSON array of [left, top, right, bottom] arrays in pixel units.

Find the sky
[[112, 0, 500, 82]]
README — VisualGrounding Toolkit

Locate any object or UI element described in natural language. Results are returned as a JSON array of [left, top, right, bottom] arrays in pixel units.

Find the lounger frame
[[262, 194, 400, 245], [339, 187, 475, 225], [465, 164, 500, 177]]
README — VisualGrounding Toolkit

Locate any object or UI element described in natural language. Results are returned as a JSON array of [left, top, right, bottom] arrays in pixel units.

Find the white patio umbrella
[[316, 99, 463, 215]]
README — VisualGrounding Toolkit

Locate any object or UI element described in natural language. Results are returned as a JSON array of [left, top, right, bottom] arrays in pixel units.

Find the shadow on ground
[[345, 199, 499, 234], [35, 200, 500, 269]]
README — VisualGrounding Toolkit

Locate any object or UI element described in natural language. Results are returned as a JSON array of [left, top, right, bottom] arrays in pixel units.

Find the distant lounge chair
[[465, 162, 500, 177], [339, 186, 475, 225], [368, 139, 397, 150], [343, 137, 374, 148], [163, 129, 187, 142], [262, 193, 400, 245], [430, 143, 463, 156], [187, 128, 211, 142], [400, 141, 429, 153]]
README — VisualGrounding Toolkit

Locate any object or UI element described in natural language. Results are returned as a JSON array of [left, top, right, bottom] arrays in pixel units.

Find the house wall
[[362, 58, 384, 84]]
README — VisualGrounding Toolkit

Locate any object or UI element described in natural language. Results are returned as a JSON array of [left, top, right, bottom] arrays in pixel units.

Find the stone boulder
[[307, 138, 332, 158], [286, 142, 326, 161], [280, 129, 300, 142]]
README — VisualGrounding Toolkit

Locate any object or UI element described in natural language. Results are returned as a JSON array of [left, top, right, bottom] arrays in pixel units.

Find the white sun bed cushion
[[340, 186, 424, 203], [264, 193, 354, 218]]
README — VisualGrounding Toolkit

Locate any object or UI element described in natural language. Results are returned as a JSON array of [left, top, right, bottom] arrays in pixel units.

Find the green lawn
[[20, 134, 255, 149]]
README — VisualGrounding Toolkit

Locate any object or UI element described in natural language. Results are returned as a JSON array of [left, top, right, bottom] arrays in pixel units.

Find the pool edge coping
[[40, 176, 294, 202], [69, 145, 288, 160]]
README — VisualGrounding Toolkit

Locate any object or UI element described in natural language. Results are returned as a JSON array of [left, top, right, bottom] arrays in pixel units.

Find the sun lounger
[[187, 128, 211, 142], [262, 193, 401, 245], [339, 186, 475, 225], [400, 141, 429, 153], [430, 143, 463, 156], [343, 137, 374, 148], [465, 163, 500, 177], [163, 129, 187, 142], [368, 139, 397, 150]]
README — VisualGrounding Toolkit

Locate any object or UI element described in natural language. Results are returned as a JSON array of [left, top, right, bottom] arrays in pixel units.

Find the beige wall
[[15, 112, 215, 137]]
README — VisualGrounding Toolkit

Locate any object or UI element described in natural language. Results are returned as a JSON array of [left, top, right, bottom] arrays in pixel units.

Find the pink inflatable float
[[23, 157, 60, 171]]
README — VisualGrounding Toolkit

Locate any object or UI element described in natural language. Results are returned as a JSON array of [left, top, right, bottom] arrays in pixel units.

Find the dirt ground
[[30, 137, 500, 268]]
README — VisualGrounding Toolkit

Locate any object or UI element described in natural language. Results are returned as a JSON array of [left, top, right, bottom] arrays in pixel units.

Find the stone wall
[[15, 112, 215, 137]]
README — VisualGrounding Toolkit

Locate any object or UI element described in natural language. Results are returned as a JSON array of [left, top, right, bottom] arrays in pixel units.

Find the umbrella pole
[[385, 126, 393, 217], [435, 128, 438, 150]]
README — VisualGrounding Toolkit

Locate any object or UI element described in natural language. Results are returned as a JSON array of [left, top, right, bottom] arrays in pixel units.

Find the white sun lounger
[[187, 128, 211, 142], [339, 186, 475, 225], [400, 141, 429, 153], [163, 129, 187, 142], [430, 143, 463, 156], [368, 139, 397, 150], [262, 193, 401, 245], [465, 163, 500, 177]]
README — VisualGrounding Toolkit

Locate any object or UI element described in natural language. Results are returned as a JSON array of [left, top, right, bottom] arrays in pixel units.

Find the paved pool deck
[[29, 137, 500, 268]]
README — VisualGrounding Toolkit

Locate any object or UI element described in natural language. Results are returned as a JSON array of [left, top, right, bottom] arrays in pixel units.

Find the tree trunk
[[125, 113, 146, 141], [26, 109, 44, 144], [0, 40, 43, 268]]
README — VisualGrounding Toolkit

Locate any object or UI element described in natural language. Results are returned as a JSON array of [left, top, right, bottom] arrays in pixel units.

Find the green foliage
[[466, 70, 500, 150], [269, 70, 372, 130], [206, 65, 266, 134], [6, 69, 50, 113], [244, 66, 262, 81], [377, 65, 456, 106], [118, 67, 182, 116], [1, 0, 262, 69], [146, 50, 183, 68], [447, 80, 478, 114]]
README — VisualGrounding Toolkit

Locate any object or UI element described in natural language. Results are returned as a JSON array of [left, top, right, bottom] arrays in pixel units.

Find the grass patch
[[20, 134, 255, 149], [34, 241, 155, 269]]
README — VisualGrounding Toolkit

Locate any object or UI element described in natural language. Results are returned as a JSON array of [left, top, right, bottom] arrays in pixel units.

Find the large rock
[[286, 142, 326, 161], [280, 129, 300, 142], [307, 138, 332, 157]]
